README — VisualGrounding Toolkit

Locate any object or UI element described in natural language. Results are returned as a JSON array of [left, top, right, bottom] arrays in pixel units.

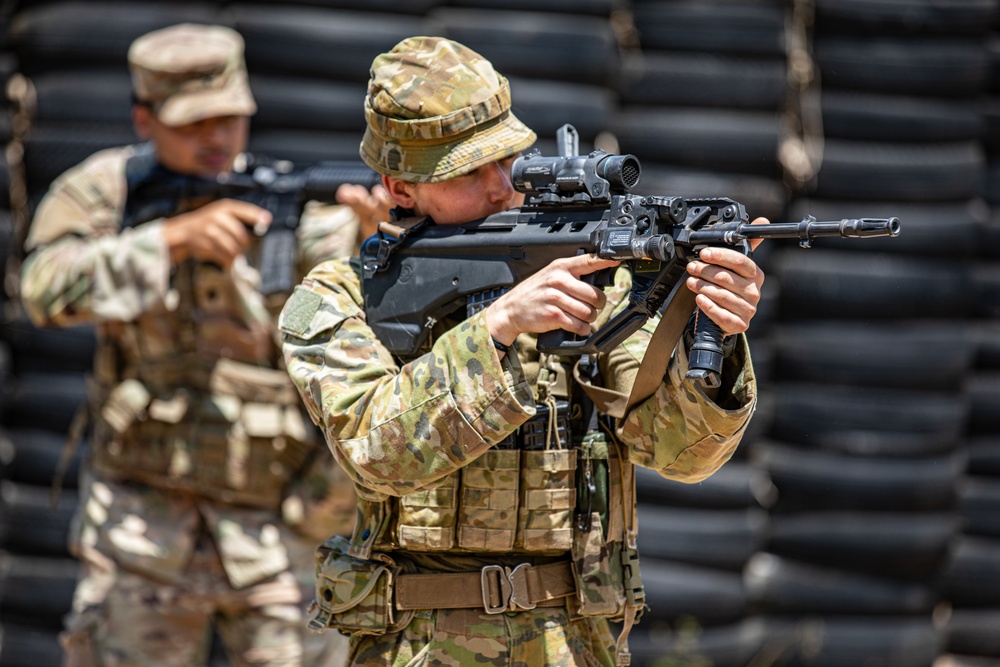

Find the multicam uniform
[[20, 143, 358, 667], [279, 250, 758, 666]]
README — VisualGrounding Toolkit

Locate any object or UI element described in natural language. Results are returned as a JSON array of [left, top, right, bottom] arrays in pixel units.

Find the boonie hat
[[128, 23, 257, 127], [360, 36, 536, 183]]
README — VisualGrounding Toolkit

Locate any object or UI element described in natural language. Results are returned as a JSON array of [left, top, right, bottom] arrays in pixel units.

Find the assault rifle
[[361, 126, 900, 388], [122, 146, 381, 294]]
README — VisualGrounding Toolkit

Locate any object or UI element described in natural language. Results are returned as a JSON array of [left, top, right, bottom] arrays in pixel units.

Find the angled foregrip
[[685, 311, 725, 388]]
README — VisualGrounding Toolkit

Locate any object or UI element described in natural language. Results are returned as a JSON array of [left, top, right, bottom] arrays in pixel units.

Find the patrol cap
[[128, 23, 257, 127], [360, 36, 536, 183]]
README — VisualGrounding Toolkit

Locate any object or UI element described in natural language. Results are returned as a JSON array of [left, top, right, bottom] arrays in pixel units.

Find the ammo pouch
[[92, 358, 319, 510], [395, 401, 577, 554], [309, 535, 411, 636]]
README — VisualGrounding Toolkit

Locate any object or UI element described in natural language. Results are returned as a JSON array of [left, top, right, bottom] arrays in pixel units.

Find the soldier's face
[[388, 154, 524, 225], [134, 107, 249, 179]]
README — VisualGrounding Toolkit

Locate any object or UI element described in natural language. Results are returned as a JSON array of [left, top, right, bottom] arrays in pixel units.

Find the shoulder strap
[[574, 284, 696, 419]]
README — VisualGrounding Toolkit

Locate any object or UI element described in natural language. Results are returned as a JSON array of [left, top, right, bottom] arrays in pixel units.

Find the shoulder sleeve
[[280, 259, 536, 497], [20, 147, 172, 327]]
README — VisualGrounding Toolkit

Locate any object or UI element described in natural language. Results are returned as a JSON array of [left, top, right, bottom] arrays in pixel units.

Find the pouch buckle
[[481, 563, 537, 614]]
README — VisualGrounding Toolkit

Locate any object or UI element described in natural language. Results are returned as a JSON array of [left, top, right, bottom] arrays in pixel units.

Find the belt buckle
[[481, 563, 537, 614]]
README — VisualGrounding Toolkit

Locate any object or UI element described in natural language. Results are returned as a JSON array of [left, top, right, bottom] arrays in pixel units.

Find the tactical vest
[[89, 149, 321, 510]]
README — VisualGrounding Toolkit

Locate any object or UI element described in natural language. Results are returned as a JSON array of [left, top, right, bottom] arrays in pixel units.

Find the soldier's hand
[[685, 217, 768, 336], [162, 199, 272, 268], [484, 254, 621, 347], [337, 182, 393, 243]]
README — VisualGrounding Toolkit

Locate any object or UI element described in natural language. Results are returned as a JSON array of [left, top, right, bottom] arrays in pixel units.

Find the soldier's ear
[[383, 176, 418, 209], [132, 105, 154, 140]]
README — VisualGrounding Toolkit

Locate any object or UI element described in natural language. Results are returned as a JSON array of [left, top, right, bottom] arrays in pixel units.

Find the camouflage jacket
[[279, 255, 757, 562], [20, 143, 358, 588]]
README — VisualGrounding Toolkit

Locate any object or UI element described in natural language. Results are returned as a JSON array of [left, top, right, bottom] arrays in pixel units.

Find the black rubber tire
[[744, 552, 939, 615], [941, 536, 1000, 607], [636, 505, 768, 571], [639, 557, 748, 626], [814, 0, 999, 36], [223, 0, 441, 14], [247, 128, 365, 167], [0, 428, 85, 489], [635, 460, 776, 510], [0, 551, 77, 627], [228, 4, 426, 82], [630, 1, 788, 57], [769, 382, 967, 457], [27, 69, 140, 125], [967, 373, 1000, 436], [21, 122, 138, 200], [427, 8, 620, 86], [506, 77, 614, 144], [0, 622, 64, 667], [785, 197, 989, 257], [957, 474, 1000, 538], [612, 108, 783, 177], [759, 615, 944, 667], [627, 617, 767, 667], [3, 371, 88, 435], [248, 75, 366, 134], [771, 248, 977, 320], [445, 0, 615, 14], [968, 436, 1000, 476], [0, 480, 76, 556], [813, 35, 990, 97], [10, 1, 222, 76], [765, 511, 959, 579], [820, 89, 986, 143], [618, 51, 788, 111], [810, 139, 986, 202], [1, 314, 95, 375], [946, 608, 1000, 658], [772, 321, 975, 394], [750, 440, 963, 512]]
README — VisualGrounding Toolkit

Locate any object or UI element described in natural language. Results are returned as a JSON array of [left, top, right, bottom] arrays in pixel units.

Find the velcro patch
[[281, 287, 323, 337]]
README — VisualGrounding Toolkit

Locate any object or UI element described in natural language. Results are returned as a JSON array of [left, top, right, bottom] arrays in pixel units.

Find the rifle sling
[[574, 285, 697, 420]]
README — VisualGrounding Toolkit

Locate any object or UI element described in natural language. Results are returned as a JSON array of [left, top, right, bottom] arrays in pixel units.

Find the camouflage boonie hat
[[128, 23, 257, 127], [360, 36, 536, 183]]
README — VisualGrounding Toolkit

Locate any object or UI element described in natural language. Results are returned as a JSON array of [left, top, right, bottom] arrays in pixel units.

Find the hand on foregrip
[[685, 219, 767, 336], [163, 199, 272, 268]]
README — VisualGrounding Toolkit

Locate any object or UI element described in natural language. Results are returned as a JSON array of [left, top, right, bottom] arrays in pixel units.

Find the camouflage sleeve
[[599, 269, 757, 483], [279, 259, 536, 497], [20, 149, 172, 328], [296, 201, 363, 270]]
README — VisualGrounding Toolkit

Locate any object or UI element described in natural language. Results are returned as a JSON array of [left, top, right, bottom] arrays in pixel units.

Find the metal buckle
[[481, 564, 511, 614], [481, 563, 537, 614]]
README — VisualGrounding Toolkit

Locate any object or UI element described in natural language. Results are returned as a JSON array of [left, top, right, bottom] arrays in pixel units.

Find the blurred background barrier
[[2, 0, 999, 665]]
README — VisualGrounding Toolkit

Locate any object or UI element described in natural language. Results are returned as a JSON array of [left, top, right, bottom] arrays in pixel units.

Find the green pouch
[[309, 535, 409, 636]]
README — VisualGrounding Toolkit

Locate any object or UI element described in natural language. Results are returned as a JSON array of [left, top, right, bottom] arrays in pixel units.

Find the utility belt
[[309, 537, 577, 635], [91, 357, 320, 510], [310, 405, 645, 650]]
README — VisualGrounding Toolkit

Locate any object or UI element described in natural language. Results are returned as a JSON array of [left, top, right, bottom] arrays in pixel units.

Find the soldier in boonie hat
[[128, 23, 257, 127], [360, 36, 536, 183]]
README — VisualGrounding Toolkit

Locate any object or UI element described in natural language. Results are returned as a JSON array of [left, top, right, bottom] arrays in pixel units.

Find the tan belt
[[394, 561, 576, 614]]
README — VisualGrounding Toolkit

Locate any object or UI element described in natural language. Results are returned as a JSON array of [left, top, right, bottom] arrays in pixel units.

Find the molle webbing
[[92, 355, 318, 509]]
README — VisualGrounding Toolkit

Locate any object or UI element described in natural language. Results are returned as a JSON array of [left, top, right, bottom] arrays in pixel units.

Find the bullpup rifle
[[361, 126, 900, 388]]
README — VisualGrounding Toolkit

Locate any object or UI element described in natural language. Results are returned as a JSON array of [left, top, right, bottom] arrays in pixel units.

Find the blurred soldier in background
[[20, 23, 359, 667], [280, 36, 764, 667]]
